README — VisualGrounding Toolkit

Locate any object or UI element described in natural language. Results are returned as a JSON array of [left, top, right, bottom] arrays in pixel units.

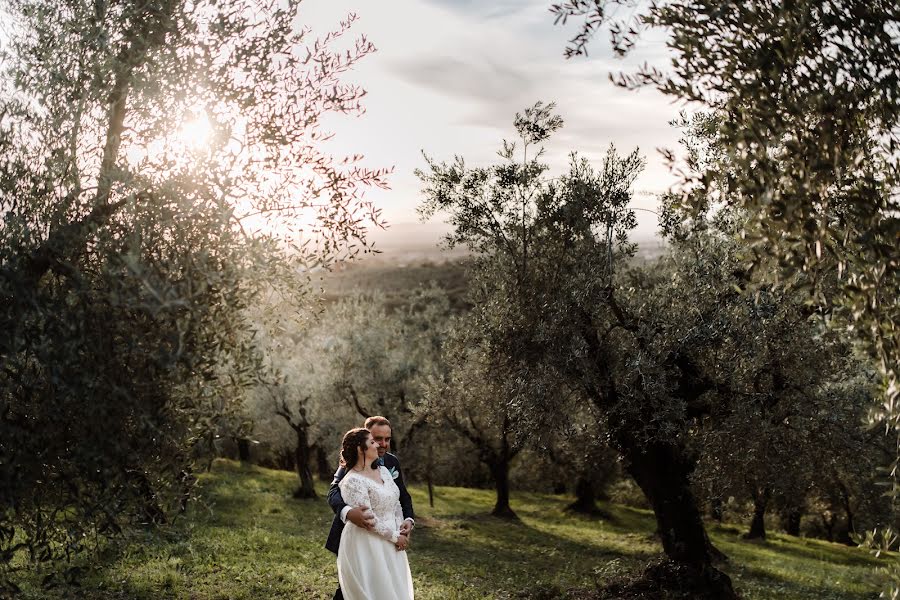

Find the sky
[[302, 0, 686, 241]]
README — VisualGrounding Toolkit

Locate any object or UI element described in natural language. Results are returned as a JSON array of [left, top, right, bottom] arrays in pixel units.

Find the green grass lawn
[[18, 460, 887, 599]]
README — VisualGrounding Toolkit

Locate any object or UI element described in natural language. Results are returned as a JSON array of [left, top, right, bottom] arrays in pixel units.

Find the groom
[[325, 416, 415, 600]]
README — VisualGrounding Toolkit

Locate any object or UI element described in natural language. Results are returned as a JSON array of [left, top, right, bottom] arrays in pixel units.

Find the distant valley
[[314, 221, 669, 310]]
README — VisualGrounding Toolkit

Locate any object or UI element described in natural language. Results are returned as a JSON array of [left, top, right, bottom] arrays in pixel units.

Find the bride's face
[[361, 434, 379, 464]]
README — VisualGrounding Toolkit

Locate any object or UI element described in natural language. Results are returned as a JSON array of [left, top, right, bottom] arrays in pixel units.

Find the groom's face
[[369, 424, 391, 458]]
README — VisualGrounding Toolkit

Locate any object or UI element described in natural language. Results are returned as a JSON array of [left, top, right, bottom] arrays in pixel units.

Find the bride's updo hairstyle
[[340, 427, 373, 471]]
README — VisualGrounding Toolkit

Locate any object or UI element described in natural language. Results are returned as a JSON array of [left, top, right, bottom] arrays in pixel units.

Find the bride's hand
[[395, 533, 409, 551]]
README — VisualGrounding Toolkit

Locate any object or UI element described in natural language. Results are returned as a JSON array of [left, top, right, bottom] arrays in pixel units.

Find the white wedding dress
[[337, 466, 414, 600]]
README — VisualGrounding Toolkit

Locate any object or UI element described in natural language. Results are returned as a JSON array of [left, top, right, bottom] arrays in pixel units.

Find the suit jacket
[[325, 452, 415, 555]]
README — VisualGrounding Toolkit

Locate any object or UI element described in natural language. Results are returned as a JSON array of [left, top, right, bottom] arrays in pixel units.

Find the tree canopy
[[0, 0, 385, 589], [551, 1, 899, 589]]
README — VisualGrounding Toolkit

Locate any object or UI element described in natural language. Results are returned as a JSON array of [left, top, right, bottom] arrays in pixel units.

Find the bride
[[337, 427, 415, 600]]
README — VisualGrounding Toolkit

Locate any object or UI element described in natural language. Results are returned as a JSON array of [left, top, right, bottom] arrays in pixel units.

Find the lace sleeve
[[339, 474, 399, 544], [338, 475, 371, 511], [372, 512, 399, 544]]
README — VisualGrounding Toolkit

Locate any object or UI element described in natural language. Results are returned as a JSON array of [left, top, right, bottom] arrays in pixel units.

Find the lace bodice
[[339, 466, 404, 543]]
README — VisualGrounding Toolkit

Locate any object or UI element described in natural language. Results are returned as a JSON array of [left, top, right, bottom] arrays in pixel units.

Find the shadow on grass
[[725, 560, 883, 600], [710, 528, 883, 570], [765, 537, 881, 568], [406, 507, 660, 597]]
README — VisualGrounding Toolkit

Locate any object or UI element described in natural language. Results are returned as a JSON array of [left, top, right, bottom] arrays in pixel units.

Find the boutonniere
[[388, 466, 399, 479]]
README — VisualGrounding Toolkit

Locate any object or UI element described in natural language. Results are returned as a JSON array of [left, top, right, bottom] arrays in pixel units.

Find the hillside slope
[[20, 461, 885, 599]]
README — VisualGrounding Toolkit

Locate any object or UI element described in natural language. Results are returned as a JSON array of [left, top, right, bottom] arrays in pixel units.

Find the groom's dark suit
[[325, 452, 415, 556]]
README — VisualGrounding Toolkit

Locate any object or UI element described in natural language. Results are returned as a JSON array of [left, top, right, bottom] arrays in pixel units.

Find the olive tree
[[551, 0, 899, 587], [669, 241, 863, 540], [245, 296, 352, 499], [319, 286, 452, 450], [811, 372, 891, 543], [422, 318, 535, 519], [547, 402, 620, 516], [0, 0, 386, 590], [418, 103, 739, 598]]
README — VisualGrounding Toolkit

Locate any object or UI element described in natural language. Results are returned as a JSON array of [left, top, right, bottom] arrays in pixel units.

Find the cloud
[[301, 0, 681, 236], [391, 55, 536, 106], [421, 0, 546, 20]]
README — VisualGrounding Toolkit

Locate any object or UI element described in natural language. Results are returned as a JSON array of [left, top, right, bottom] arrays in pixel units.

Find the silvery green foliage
[[418, 102, 644, 443], [553, 1, 899, 591], [0, 0, 386, 590], [423, 326, 530, 518], [664, 226, 881, 541], [243, 286, 453, 496], [421, 101, 878, 595], [328, 286, 453, 434], [418, 105, 740, 594]]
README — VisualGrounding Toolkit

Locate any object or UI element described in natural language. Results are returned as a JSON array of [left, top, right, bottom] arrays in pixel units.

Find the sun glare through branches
[[176, 107, 214, 153]]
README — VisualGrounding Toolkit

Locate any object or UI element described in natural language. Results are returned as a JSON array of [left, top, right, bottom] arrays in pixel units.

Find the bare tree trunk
[[615, 432, 736, 599], [709, 497, 724, 522], [344, 383, 372, 420], [427, 441, 435, 508], [315, 444, 331, 482], [745, 488, 770, 540], [204, 431, 216, 472], [567, 476, 598, 514], [780, 505, 803, 536], [821, 512, 837, 542], [837, 480, 856, 545], [273, 447, 294, 471], [273, 394, 317, 498], [489, 459, 516, 519], [236, 438, 251, 463], [293, 424, 316, 499], [577, 310, 735, 599]]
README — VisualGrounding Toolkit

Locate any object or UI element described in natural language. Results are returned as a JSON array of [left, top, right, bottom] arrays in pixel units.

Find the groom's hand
[[347, 507, 375, 531], [399, 520, 413, 537]]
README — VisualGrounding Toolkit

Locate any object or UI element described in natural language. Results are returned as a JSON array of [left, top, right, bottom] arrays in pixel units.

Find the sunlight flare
[[177, 107, 213, 152]]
